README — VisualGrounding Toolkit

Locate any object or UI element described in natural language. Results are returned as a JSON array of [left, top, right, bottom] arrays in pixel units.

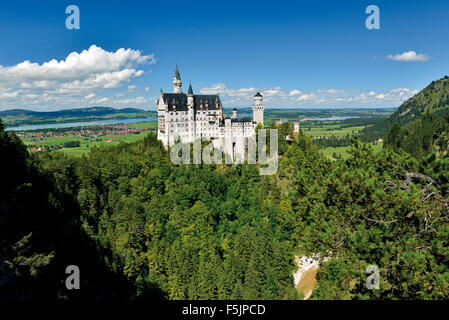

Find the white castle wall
[[157, 69, 265, 160]]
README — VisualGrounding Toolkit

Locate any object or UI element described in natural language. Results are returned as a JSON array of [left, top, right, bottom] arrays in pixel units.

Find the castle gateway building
[[157, 66, 265, 152]]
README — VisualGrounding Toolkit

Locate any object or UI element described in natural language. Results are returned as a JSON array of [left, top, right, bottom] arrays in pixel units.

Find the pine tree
[[263, 269, 279, 299], [243, 251, 263, 300], [232, 225, 255, 282], [232, 279, 244, 300]]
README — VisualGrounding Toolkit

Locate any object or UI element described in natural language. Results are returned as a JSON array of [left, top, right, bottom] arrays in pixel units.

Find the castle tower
[[187, 81, 194, 105], [231, 107, 237, 119], [187, 81, 195, 141], [173, 65, 182, 93], [252, 92, 264, 125]]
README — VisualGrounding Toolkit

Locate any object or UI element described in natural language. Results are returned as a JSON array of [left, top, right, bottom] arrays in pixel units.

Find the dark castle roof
[[254, 92, 263, 97], [230, 117, 253, 123], [161, 93, 222, 111]]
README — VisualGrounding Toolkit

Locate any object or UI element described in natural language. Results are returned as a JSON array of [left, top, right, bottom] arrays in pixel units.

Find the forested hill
[[0, 107, 156, 127], [383, 76, 449, 159], [360, 75, 449, 143], [389, 75, 449, 124]]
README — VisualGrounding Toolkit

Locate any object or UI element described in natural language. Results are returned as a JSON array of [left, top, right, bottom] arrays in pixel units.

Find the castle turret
[[252, 92, 264, 125], [187, 81, 195, 141], [232, 107, 237, 119], [187, 81, 194, 106], [173, 65, 182, 93]]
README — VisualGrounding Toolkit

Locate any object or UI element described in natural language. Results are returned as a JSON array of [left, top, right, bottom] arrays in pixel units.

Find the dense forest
[[2, 111, 449, 300]]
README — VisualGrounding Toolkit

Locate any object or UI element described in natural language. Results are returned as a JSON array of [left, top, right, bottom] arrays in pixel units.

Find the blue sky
[[0, 0, 448, 110]]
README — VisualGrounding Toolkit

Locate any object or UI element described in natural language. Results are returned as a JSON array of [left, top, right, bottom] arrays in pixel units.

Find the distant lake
[[302, 116, 358, 121], [6, 117, 157, 131]]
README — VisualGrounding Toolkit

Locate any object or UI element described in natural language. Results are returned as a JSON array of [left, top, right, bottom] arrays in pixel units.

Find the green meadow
[[303, 124, 368, 137], [320, 141, 384, 160], [129, 121, 158, 129]]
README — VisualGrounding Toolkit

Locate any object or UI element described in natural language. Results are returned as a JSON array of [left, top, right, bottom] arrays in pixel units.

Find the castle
[[157, 66, 265, 152]]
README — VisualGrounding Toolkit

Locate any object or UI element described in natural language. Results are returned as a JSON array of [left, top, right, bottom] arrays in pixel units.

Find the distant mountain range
[[0, 107, 157, 127]]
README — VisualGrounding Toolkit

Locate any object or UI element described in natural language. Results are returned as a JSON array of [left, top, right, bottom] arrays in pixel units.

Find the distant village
[[18, 123, 155, 153]]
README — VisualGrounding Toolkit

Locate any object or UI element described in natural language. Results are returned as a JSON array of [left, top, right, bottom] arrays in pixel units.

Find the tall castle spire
[[174, 64, 181, 80], [173, 65, 182, 93], [187, 81, 194, 106]]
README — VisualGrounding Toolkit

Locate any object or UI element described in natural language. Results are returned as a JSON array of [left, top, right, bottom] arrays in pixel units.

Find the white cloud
[[112, 96, 147, 106], [264, 87, 281, 97], [0, 91, 19, 99], [288, 89, 302, 96], [199, 83, 228, 95], [198, 83, 418, 108], [386, 51, 429, 62], [352, 88, 418, 105], [0, 45, 155, 110], [128, 84, 137, 92], [296, 94, 314, 101], [0, 45, 153, 82], [326, 89, 342, 94], [317, 89, 343, 94], [89, 97, 109, 105], [145, 86, 150, 92]]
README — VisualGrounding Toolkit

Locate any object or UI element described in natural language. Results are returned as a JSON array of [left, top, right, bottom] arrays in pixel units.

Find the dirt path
[[293, 255, 321, 299]]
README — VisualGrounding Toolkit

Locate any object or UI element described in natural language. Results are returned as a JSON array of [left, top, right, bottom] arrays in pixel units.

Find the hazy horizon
[[0, 105, 398, 113]]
